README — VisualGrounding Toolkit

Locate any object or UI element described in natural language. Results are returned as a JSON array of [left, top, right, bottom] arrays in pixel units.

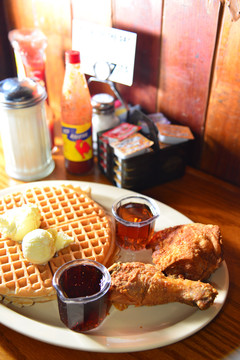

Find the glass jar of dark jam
[[53, 259, 111, 332]]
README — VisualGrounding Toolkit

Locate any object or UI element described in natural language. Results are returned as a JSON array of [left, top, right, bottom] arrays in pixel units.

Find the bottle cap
[[65, 50, 80, 64]]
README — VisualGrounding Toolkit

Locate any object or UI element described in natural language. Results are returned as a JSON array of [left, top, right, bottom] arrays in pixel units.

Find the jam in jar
[[53, 259, 111, 332]]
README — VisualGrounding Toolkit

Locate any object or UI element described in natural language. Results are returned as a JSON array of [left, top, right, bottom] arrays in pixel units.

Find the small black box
[[97, 110, 192, 191]]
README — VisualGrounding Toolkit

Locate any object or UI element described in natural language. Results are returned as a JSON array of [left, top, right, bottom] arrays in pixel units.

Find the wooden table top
[[0, 135, 239, 360]]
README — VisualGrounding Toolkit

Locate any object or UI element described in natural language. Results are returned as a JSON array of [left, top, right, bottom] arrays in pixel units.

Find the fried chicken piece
[[148, 223, 223, 281], [108, 262, 218, 310]]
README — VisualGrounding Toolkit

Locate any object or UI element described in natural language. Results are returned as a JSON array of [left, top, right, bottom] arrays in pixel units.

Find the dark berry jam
[[54, 261, 111, 332], [59, 264, 102, 298]]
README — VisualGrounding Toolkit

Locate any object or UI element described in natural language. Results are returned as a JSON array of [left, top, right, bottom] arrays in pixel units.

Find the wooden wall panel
[[0, 1, 16, 80], [71, 0, 112, 26], [157, 0, 220, 163], [71, 0, 112, 97], [3, 0, 72, 118], [3, 0, 113, 117], [200, 6, 240, 185], [112, 0, 163, 113], [1, 0, 240, 186]]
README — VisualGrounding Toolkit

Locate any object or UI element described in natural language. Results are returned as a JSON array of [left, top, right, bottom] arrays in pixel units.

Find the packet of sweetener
[[111, 133, 154, 159], [156, 123, 194, 144], [102, 123, 141, 144]]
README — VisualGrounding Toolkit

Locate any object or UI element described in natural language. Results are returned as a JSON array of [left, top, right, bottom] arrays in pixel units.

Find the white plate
[[0, 180, 229, 353]]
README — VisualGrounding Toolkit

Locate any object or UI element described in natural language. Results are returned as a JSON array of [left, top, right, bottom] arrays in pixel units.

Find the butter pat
[[55, 230, 75, 252], [46, 228, 74, 252], [0, 204, 41, 242], [22, 228, 74, 265], [22, 229, 56, 265]]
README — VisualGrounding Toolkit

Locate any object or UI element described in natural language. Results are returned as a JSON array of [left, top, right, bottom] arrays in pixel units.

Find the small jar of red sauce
[[112, 195, 160, 251], [53, 259, 111, 332]]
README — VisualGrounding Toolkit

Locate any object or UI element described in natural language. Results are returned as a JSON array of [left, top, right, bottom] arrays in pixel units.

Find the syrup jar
[[0, 77, 54, 181]]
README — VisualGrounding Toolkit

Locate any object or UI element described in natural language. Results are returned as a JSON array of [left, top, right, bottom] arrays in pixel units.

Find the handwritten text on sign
[[72, 20, 137, 86]]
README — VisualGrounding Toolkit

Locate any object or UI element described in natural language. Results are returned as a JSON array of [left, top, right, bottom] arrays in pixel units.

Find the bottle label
[[61, 122, 92, 162]]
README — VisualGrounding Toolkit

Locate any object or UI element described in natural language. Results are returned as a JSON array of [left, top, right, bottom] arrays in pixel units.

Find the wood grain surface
[[201, 5, 240, 184]]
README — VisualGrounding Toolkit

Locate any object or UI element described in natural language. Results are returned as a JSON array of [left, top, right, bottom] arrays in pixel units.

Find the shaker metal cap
[[91, 93, 115, 114], [0, 77, 47, 109]]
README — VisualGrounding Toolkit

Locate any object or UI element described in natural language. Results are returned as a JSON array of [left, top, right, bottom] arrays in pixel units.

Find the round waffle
[[0, 185, 114, 306], [0, 237, 55, 304]]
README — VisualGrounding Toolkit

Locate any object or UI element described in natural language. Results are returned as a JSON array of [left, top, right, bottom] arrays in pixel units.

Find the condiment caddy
[[97, 109, 193, 191]]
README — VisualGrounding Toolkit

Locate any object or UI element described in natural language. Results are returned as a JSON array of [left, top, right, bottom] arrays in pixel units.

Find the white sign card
[[72, 20, 137, 86]]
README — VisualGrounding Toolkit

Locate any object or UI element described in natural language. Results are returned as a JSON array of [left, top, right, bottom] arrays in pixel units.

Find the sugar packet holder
[[97, 110, 192, 191]]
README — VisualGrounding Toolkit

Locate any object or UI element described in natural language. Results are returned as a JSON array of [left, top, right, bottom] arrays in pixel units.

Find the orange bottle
[[61, 50, 93, 174]]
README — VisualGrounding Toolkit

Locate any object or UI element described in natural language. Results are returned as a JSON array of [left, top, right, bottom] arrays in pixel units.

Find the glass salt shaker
[[0, 77, 54, 181], [91, 93, 120, 156]]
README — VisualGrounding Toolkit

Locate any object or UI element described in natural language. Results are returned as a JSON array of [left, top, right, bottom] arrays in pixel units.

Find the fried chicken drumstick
[[108, 262, 218, 310], [148, 223, 223, 281]]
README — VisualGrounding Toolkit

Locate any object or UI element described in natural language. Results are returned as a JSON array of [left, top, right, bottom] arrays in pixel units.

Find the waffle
[[0, 192, 25, 214], [0, 238, 55, 305], [0, 185, 115, 306], [49, 215, 113, 273]]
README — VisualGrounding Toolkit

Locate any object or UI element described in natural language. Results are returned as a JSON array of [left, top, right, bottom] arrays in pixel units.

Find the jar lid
[[91, 93, 115, 114], [0, 77, 47, 109]]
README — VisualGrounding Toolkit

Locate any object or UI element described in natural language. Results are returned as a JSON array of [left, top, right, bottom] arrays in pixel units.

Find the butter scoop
[[22, 229, 56, 265], [0, 204, 41, 242], [22, 228, 74, 265], [54, 230, 75, 252]]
